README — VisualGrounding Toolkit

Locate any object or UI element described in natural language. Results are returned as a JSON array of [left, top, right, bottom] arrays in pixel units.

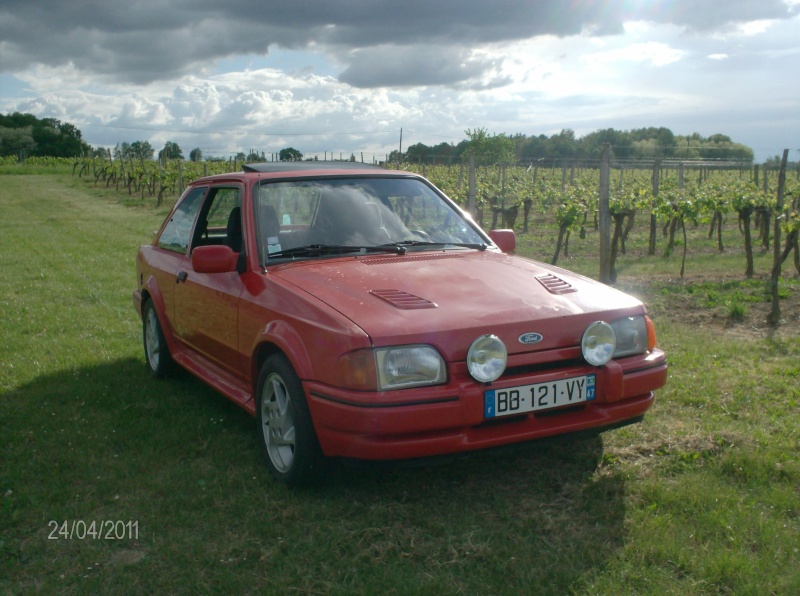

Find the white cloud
[[0, 1, 798, 162], [735, 19, 775, 35], [584, 42, 687, 68]]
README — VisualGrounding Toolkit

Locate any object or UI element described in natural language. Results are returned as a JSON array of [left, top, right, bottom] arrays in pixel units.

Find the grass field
[[1, 169, 799, 594]]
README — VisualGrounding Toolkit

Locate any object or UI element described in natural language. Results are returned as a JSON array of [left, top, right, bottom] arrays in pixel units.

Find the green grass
[[2, 173, 799, 593], [0, 163, 74, 176]]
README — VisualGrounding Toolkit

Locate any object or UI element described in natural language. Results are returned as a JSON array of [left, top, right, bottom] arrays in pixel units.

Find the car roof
[[187, 161, 413, 186], [242, 161, 387, 173]]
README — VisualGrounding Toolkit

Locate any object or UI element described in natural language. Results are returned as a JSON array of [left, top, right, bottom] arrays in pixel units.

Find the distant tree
[[548, 129, 578, 159], [671, 132, 753, 161], [130, 140, 154, 160], [406, 143, 428, 163], [0, 113, 90, 157], [403, 142, 458, 164], [0, 125, 36, 157], [708, 133, 732, 144], [673, 134, 699, 159], [189, 147, 203, 162], [235, 152, 246, 162], [632, 138, 661, 159], [0, 112, 38, 129], [464, 128, 515, 164], [114, 142, 131, 160], [519, 134, 549, 162], [158, 141, 183, 161], [59, 122, 81, 139], [654, 127, 677, 157], [33, 119, 66, 156], [432, 142, 457, 164], [39, 117, 89, 156], [279, 147, 303, 161], [582, 128, 633, 159], [387, 149, 405, 163]]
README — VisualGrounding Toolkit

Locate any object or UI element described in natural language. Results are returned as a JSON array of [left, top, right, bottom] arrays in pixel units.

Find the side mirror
[[488, 229, 516, 253], [191, 245, 239, 274]]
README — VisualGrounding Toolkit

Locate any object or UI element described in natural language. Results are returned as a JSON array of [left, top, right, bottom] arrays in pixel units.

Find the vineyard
[[5, 153, 799, 287], [408, 159, 800, 280], [2, 155, 800, 593]]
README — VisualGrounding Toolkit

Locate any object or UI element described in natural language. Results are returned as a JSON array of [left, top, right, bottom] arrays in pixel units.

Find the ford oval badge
[[519, 332, 543, 345]]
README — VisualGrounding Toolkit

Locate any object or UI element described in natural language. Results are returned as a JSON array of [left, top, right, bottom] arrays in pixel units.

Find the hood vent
[[370, 289, 438, 310], [361, 253, 464, 265], [535, 273, 577, 295]]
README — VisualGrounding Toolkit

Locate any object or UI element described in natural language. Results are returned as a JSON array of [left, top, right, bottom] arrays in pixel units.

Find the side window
[[192, 187, 242, 251], [205, 188, 241, 229], [158, 187, 207, 253]]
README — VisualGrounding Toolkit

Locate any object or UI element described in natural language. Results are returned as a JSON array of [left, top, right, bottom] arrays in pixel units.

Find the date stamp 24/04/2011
[[47, 520, 139, 541]]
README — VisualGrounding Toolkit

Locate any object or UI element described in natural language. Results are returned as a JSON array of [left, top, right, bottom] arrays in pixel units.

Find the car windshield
[[254, 177, 486, 264]]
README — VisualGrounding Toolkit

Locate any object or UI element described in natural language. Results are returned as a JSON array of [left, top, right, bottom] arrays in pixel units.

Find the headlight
[[610, 315, 649, 358], [375, 345, 446, 390], [582, 321, 616, 366], [467, 334, 507, 383]]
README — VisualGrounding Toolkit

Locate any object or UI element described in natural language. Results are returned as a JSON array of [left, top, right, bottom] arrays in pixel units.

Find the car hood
[[268, 250, 645, 359]]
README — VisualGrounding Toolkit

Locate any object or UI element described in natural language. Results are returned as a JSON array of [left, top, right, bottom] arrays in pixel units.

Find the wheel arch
[[251, 342, 283, 394], [250, 319, 314, 395], [139, 277, 180, 355]]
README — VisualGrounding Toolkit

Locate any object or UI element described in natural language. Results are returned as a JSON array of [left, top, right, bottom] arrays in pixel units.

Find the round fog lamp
[[582, 321, 616, 366], [467, 334, 507, 383]]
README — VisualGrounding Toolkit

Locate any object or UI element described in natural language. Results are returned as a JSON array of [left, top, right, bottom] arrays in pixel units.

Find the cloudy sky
[[1, 0, 798, 162]]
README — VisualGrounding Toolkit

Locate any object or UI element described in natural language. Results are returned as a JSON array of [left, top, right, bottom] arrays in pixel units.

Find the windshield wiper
[[448, 242, 488, 251], [382, 240, 488, 251], [268, 244, 407, 259]]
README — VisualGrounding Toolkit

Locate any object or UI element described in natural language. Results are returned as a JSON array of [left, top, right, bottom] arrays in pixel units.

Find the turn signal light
[[645, 316, 657, 352]]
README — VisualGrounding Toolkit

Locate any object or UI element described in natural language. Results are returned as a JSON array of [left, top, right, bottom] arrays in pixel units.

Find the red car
[[133, 162, 667, 485]]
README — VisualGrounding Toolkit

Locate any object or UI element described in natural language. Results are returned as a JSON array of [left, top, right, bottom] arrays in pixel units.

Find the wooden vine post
[[649, 158, 660, 255], [767, 149, 790, 325], [598, 144, 612, 284], [467, 153, 477, 218], [679, 162, 688, 278]]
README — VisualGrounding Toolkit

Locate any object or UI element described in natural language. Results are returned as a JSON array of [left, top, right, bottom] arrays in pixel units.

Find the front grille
[[503, 357, 586, 379]]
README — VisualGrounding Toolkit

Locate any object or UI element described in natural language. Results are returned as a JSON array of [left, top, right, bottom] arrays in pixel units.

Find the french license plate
[[484, 374, 596, 418]]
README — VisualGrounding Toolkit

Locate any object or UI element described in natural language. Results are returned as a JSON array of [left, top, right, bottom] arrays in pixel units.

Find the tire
[[256, 354, 325, 486], [143, 300, 173, 378]]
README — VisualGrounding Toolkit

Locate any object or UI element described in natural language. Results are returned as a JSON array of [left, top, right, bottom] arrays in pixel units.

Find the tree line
[[109, 142, 305, 164], [0, 112, 92, 158], [0, 112, 760, 166], [393, 127, 756, 165]]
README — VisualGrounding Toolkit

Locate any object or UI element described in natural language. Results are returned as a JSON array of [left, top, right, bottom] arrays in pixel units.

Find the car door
[[150, 185, 209, 327], [173, 185, 245, 377]]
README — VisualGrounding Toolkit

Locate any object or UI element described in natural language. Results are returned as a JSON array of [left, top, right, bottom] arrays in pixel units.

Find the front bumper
[[306, 349, 667, 460]]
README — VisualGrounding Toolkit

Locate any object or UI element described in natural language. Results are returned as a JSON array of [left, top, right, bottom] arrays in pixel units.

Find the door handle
[[176, 271, 188, 284]]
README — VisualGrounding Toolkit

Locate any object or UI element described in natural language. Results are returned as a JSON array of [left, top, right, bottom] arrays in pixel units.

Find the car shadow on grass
[[312, 433, 626, 592], [3, 359, 626, 593]]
